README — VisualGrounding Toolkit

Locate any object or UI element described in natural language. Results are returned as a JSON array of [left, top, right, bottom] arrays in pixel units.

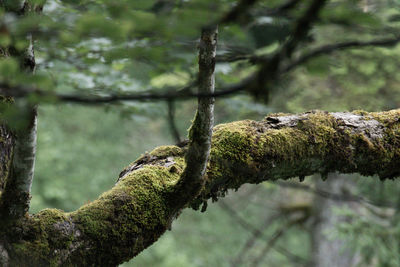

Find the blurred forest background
[[6, 0, 399, 266]]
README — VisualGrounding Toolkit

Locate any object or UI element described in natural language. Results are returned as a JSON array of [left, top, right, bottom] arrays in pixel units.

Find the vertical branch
[[0, 1, 38, 220], [172, 26, 217, 208], [0, 125, 14, 194], [167, 100, 182, 144], [0, 107, 37, 219]]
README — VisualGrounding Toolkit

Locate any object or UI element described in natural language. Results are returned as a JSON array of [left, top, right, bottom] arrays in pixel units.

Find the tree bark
[[0, 0, 38, 221], [1, 109, 400, 266], [170, 25, 217, 210], [0, 107, 37, 219], [0, 125, 14, 193]]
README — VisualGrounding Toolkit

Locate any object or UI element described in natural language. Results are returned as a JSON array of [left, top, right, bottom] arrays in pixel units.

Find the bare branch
[[245, 0, 328, 99], [220, 200, 309, 267], [167, 100, 182, 144], [3, 34, 400, 108], [280, 0, 328, 58], [0, 79, 246, 104], [273, 180, 398, 210], [218, 0, 259, 25], [249, 214, 307, 267], [264, 0, 302, 16], [283, 36, 400, 73]]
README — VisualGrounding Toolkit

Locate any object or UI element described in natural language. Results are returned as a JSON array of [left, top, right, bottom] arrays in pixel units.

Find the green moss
[[370, 109, 400, 123], [360, 109, 400, 179], [7, 109, 400, 265], [149, 145, 183, 158], [36, 208, 67, 224], [352, 109, 369, 116], [8, 208, 74, 266], [66, 159, 186, 265], [263, 112, 291, 119], [202, 111, 361, 198]]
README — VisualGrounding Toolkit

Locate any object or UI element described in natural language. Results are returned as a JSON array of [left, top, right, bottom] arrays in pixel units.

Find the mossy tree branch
[[1, 109, 399, 266]]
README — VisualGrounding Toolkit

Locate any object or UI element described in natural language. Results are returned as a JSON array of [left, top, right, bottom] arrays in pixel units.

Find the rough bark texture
[[118, 25, 217, 227], [0, 107, 37, 219], [0, 125, 14, 192], [0, 109, 399, 265], [0, 0, 38, 221], [173, 25, 217, 210]]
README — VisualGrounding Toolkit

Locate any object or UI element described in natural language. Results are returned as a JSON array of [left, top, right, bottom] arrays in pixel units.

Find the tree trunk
[[311, 174, 361, 267], [0, 0, 38, 220]]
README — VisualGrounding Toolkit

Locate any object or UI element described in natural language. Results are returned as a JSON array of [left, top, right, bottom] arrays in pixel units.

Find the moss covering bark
[[2, 109, 400, 266]]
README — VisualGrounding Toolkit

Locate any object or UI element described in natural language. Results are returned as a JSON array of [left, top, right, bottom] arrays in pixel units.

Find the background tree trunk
[[311, 174, 361, 267]]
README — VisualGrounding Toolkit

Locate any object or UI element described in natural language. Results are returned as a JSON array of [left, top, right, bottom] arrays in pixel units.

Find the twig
[[218, 0, 259, 25], [167, 100, 182, 143], [283, 36, 400, 73], [272, 180, 397, 209], [249, 215, 308, 267], [218, 200, 310, 266]]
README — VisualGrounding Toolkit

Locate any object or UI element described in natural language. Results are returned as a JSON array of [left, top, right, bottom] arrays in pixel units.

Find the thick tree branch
[[1, 109, 400, 265]]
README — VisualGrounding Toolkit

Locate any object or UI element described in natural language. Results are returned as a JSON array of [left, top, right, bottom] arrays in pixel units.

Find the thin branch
[[249, 214, 307, 267], [283, 36, 400, 73], [219, 0, 302, 26], [167, 100, 182, 144], [248, 0, 328, 99], [264, 0, 303, 16], [0, 77, 247, 104], [219, 200, 271, 233], [230, 213, 282, 267], [172, 25, 217, 210], [280, 0, 328, 58], [3, 34, 400, 106], [218, 0, 259, 25], [273, 180, 398, 209], [273, 245, 311, 266], [217, 201, 309, 267]]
